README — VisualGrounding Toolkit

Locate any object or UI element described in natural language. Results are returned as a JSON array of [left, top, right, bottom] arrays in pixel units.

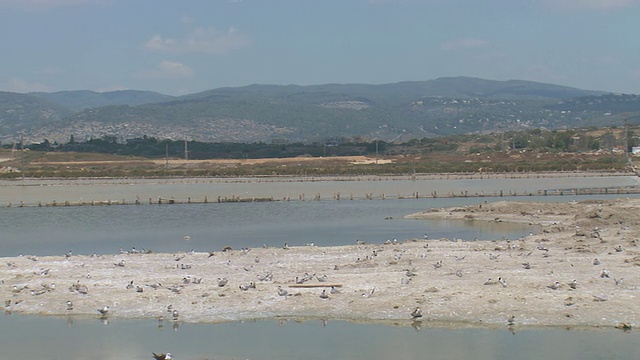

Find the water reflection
[[2, 313, 638, 360]]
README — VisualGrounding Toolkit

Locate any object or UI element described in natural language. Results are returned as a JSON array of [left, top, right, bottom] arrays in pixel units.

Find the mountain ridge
[[1, 77, 637, 144]]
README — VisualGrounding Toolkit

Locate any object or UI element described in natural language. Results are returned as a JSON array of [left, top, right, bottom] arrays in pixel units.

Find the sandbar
[[2, 197, 639, 329]]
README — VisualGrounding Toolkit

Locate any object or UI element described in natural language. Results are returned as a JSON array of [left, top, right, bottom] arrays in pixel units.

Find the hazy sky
[[1, 0, 639, 95]]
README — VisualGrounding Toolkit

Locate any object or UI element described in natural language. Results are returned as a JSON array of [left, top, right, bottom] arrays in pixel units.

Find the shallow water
[[0, 174, 637, 205], [2, 314, 639, 360], [0, 196, 536, 257]]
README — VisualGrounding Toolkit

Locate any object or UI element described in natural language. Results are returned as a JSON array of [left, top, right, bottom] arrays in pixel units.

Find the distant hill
[[0, 91, 74, 140], [1, 77, 638, 144], [30, 90, 174, 112]]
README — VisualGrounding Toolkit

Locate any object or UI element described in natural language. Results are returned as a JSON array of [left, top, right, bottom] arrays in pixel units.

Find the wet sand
[[1, 198, 639, 329]]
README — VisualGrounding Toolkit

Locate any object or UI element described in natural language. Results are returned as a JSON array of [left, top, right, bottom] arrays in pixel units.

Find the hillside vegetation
[[1, 125, 636, 179], [2, 77, 638, 146]]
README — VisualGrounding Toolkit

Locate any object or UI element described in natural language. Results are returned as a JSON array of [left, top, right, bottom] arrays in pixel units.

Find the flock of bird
[[2, 214, 637, 349]]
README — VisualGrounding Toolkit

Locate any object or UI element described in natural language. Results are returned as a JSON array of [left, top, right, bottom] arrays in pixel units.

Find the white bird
[[257, 272, 273, 281], [547, 281, 561, 290], [152, 352, 172, 360], [405, 269, 417, 277], [362, 287, 375, 298], [484, 278, 496, 285], [319, 289, 329, 299], [411, 307, 422, 319], [239, 282, 255, 291], [97, 306, 109, 316], [66, 300, 73, 311], [277, 286, 288, 296], [217, 277, 228, 287]]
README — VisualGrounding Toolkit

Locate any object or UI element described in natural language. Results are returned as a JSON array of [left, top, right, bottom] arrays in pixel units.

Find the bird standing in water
[[97, 306, 109, 317], [152, 352, 172, 360]]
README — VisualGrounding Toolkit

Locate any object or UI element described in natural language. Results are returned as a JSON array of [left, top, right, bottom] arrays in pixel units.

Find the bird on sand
[[152, 352, 172, 360], [277, 286, 289, 297], [319, 289, 329, 299], [411, 307, 422, 319], [66, 300, 73, 311], [547, 281, 561, 290], [362, 287, 375, 298]]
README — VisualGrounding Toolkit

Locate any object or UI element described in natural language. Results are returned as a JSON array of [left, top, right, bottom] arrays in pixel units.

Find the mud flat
[[2, 198, 639, 329]]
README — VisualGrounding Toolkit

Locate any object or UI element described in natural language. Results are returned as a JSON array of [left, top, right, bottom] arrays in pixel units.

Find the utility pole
[[165, 143, 169, 173], [20, 133, 25, 181], [624, 119, 630, 164], [375, 139, 379, 164]]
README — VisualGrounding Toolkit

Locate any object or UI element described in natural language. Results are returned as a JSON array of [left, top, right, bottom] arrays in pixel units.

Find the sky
[[1, 0, 639, 96]]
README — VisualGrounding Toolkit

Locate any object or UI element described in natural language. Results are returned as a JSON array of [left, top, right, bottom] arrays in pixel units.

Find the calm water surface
[[1, 197, 538, 257], [1, 176, 639, 359], [2, 314, 639, 360]]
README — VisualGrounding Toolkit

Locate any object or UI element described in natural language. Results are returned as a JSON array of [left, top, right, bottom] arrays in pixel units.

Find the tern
[[277, 286, 289, 296], [362, 287, 375, 298], [319, 289, 329, 299], [547, 281, 561, 290], [97, 306, 109, 317], [152, 352, 172, 360], [411, 307, 423, 319]]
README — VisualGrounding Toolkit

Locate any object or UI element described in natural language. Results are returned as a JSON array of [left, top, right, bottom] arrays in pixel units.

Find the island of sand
[[1, 198, 639, 329]]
